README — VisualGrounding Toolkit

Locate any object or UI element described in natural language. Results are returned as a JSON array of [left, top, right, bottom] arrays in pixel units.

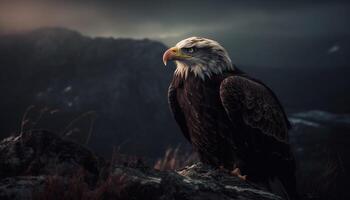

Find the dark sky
[[1, 0, 349, 68]]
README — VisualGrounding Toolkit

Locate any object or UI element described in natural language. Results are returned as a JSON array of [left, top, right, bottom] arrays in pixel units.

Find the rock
[[109, 163, 282, 200], [112, 163, 281, 200], [0, 131, 283, 200], [0, 130, 105, 181], [0, 176, 45, 200]]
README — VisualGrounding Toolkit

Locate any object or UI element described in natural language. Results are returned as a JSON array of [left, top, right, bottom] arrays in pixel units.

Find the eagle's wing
[[220, 75, 290, 142], [168, 83, 191, 142]]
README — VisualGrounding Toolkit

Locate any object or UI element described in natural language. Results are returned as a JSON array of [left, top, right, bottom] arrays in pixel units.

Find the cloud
[[1, 0, 349, 67], [1, 0, 349, 40]]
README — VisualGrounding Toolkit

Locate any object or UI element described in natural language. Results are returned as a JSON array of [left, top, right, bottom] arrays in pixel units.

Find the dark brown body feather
[[168, 69, 296, 198]]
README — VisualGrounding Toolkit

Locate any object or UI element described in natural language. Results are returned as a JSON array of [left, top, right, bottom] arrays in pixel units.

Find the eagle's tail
[[268, 174, 298, 200], [268, 177, 290, 200]]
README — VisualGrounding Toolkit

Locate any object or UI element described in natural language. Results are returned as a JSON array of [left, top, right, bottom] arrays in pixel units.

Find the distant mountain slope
[[0, 27, 180, 158]]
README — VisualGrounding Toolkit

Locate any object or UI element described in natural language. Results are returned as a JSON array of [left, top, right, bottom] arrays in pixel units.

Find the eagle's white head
[[163, 37, 234, 80]]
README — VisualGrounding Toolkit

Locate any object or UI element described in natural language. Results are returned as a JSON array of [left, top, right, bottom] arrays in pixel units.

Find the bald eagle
[[163, 37, 297, 199]]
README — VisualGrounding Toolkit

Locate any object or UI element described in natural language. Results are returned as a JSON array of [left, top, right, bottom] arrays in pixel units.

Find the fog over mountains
[[0, 27, 349, 160]]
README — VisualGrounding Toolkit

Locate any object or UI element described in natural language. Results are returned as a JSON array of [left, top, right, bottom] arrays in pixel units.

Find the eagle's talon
[[230, 168, 247, 181]]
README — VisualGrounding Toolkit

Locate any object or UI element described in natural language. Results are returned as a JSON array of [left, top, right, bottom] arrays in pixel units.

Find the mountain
[[0, 27, 182, 158]]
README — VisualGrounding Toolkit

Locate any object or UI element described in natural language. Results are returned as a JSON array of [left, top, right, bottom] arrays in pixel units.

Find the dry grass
[[61, 111, 97, 145], [33, 171, 129, 200], [18, 105, 96, 145], [32, 145, 199, 199], [20, 105, 48, 135], [154, 146, 198, 171]]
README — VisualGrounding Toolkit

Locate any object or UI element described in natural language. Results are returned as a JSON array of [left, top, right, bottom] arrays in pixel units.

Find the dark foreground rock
[[0, 130, 282, 200], [0, 130, 105, 181]]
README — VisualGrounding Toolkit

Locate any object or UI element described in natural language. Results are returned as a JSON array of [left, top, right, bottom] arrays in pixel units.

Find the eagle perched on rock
[[163, 37, 297, 199]]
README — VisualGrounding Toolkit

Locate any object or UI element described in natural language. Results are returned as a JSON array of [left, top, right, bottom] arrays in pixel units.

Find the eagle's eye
[[183, 47, 195, 54]]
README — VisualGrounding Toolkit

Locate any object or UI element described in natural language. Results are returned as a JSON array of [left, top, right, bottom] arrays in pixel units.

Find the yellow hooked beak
[[162, 47, 191, 66]]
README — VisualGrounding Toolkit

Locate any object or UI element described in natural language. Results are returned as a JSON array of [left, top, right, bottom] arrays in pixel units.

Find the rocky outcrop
[[0, 130, 282, 200], [0, 130, 104, 181], [110, 163, 281, 200]]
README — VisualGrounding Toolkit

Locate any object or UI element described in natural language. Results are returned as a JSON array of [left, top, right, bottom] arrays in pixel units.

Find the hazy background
[[1, 0, 350, 68], [0, 0, 350, 198]]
